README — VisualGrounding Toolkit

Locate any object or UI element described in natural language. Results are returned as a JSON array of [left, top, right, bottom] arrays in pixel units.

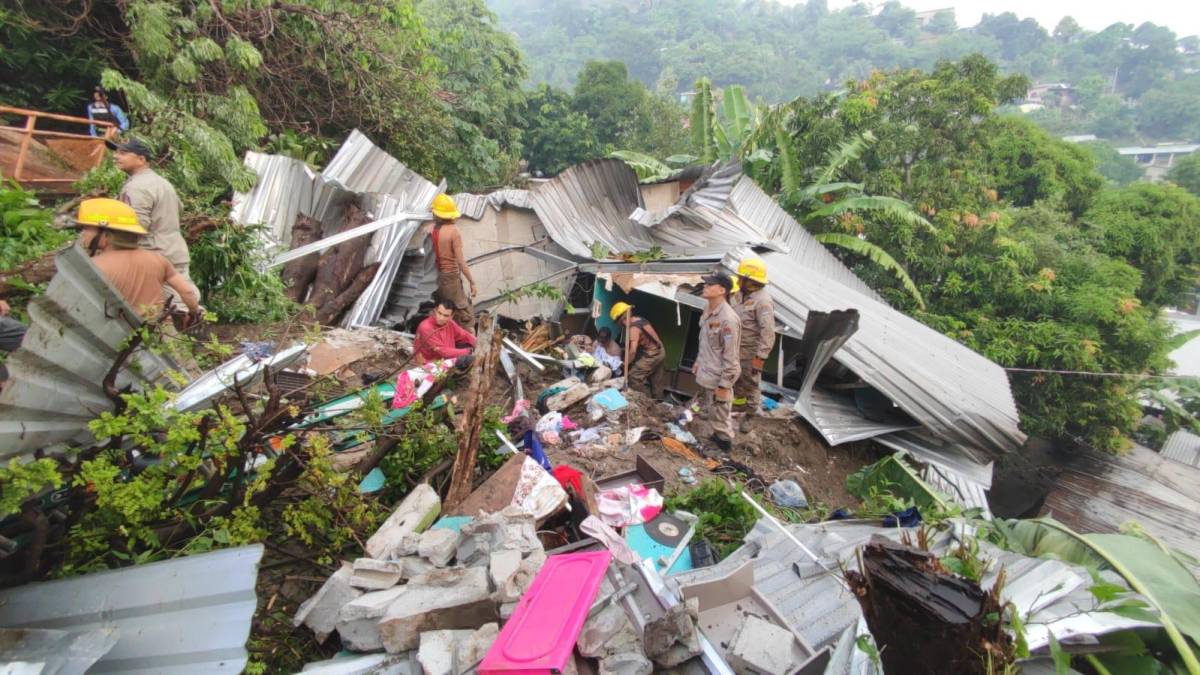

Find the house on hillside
[[1117, 143, 1200, 180]]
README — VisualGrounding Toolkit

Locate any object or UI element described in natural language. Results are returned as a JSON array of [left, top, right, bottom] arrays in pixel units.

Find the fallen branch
[[445, 313, 501, 510]]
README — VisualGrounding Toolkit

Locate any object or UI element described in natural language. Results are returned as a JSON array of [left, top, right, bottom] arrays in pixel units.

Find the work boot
[[738, 410, 759, 434], [710, 433, 732, 454]]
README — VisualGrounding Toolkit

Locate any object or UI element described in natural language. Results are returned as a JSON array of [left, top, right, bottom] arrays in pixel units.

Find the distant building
[[914, 8, 953, 28], [1061, 134, 1098, 143], [1025, 83, 1075, 108], [1117, 143, 1200, 180]]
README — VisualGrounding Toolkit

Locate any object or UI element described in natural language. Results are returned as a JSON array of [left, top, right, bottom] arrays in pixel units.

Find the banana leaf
[[1004, 517, 1200, 674]]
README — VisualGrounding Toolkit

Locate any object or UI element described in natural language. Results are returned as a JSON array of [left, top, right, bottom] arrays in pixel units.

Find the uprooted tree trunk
[[281, 214, 323, 303], [309, 203, 371, 324], [847, 535, 1013, 675], [445, 314, 501, 510], [0, 251, 58, 296]]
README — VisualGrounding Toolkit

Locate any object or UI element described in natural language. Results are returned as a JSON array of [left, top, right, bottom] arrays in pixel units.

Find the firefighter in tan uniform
[[732, 257, 776, 432], [692, 272, 741, 453]]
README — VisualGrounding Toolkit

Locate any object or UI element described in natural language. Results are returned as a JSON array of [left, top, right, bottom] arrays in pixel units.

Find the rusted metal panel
[[1041, 443, 1200, 567]]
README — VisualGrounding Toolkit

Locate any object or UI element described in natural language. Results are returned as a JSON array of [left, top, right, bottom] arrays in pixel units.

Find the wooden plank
[[445, 313, 501, 510]]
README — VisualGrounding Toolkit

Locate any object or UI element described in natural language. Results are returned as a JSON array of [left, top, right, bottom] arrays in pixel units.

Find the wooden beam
[[445, 313, 502, 510]]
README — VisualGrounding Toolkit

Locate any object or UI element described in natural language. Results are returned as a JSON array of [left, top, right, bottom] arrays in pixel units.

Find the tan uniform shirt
[[734, 287, 776, 361], [696, 301, 741, 389], [120, 168, 189, 273], [92, 249, 187, 316]]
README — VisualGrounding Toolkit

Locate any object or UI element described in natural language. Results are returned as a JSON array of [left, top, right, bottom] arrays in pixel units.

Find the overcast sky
[[824, 0, 1200, 37]]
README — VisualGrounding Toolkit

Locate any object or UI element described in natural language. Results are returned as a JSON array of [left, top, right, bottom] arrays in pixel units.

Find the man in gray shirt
[[108, 137, 192, 280]]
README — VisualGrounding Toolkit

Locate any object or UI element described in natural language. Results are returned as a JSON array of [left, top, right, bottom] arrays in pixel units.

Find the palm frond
[[815, 232, 926, 309], [817, 130, 875, 184], [809, 195, 935, 232], [609, 150, 674, 182], [1167, 329, 1200, 352]]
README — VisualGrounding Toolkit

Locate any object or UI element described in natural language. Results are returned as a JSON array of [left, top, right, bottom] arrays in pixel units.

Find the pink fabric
[[560, 415, 579, 431], [391, 371, 417, 409], [480, 552, 612, 674], [412, 315, 475, 363], [503, 399, 530, 424], [597, 484, 663, 528]]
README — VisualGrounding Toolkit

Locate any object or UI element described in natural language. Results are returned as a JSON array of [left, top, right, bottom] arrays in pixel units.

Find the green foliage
[[981, 117, 1103, 216], [0, 458, 63, 518], [1169, 154, 1200, 197], [0, 181, 71, 272], [1082, 141, 1146, 187], [497, 281, 567, 308], [1083, 183, 1200, 308], [1000, 517, 1200, 673], [0, 7, 105, 112], [813, 233, 925, 309], [573, 60, 649, 148], [380, 406, 458, 490], [416, 0, 528, 189], [610, 150, 675, 182], [520, 84, 602, 176], [664, 479, 757, 558], [845, 453, 948, 513], [477, 405, 509, 471], [190, 221, 296, 323], [691, 78, 716, 164], [73, 155, 128, 197]]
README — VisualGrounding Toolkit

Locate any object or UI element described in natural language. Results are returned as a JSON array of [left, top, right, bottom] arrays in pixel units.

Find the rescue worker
[[86, 86, 129, 138], [692, 272, 741, 453], [70, 198, 201, 321], [107, 136, 195, 315], [611, 301, 665, 399], [732, 257, 776, 432], [429, 193, 478, 330]]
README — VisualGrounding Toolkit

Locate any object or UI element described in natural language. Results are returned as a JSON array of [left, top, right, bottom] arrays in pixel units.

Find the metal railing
[[0, 105, 113, 188]]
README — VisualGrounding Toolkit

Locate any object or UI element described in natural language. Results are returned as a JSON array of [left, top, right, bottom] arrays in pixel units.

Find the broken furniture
[[595, 454, 667, 494]]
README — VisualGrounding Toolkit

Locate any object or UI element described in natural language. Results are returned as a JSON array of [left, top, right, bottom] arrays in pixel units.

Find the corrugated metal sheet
[[1042, 442, 1200, 568], [230, 153, 353, 251], [875, 429, 995, 516], [0, 545, 264, 674], [380, 232, 437, 326], [737, 249, 1025, 457], [0, 247, 179, 458], [451, 190, 535, 221], [530, 159, 656, 259], [322, 130, 434, 197], [1161, 429, 1200, 467], [172, 344, 308, 413], [671, 519, 1150, 665], [342, 193, 430, 328]]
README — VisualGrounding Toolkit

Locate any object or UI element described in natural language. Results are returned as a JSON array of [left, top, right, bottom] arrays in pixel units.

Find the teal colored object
[[358, 468, 386, 494], [431, 515, 473, 532], [625, 523, 694, 575], [592, 388, 628, 411]]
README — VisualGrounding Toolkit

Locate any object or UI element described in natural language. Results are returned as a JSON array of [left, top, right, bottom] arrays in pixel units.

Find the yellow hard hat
[[737, 257, 768, 285], [610, 301, 632, 322], [73, 198, 147, 234], [431, 193, 461, 220]]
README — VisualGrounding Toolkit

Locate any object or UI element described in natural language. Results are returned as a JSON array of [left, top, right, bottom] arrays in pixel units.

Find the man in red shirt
[[413, 299, 476, 365]]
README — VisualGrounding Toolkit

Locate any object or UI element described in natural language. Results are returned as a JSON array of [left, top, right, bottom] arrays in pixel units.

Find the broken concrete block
[[340, 586, 407, 622], [417, 629, 474, 675], [378, 567, 498, 653], [643, 597, 702, 668], [488, 549, 522, 589], [337, 587, 408, 653], [727, 614, 807, 675], [350, 558, 405, 590], [366, 483, 440, 559], [418, 528, 460, 568], [577, 603, 631, 658], [456, 507, 541, 567], [589, 366, 613, 384], [546, 382, 591, 412], [598, 651, 653, 675], [495, 549, 547, 603], [396, 533, 422, 557], [294, 562, 363, 643], [454, 623, 499, 674], [398, 556, 436, 580], [498, 602, 518, 620]]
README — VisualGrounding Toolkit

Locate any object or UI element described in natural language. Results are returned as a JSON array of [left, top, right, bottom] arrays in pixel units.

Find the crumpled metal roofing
[[733, 249, 1025, 457], [875, 429, 995, 517], [230, 152, 352, 251], [172, 344, 307, 413], [670, 519, 1152, 669], [530, 159, 656, 258], [322, 130, 433, 197], [1161, 428, 1200, 467], [450, 189, 532, 221], [0, 247, 179, 458], [1042, 442, 1200, 569], [0, 544, 264, 674]]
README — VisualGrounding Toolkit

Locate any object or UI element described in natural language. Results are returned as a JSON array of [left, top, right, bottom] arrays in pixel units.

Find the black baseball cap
[[106, 136, 154, 159], [701, 272, 734, 292]]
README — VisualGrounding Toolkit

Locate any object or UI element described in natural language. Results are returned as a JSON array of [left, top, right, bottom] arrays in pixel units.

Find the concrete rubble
[[293, 562, 363, 643], [365, 483, 441, 559], [727, 615, 807, 674], [643, 597, 703, 668]]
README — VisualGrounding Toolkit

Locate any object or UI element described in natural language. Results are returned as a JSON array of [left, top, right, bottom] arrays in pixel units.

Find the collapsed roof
[[228, 134, 1025, 459]]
